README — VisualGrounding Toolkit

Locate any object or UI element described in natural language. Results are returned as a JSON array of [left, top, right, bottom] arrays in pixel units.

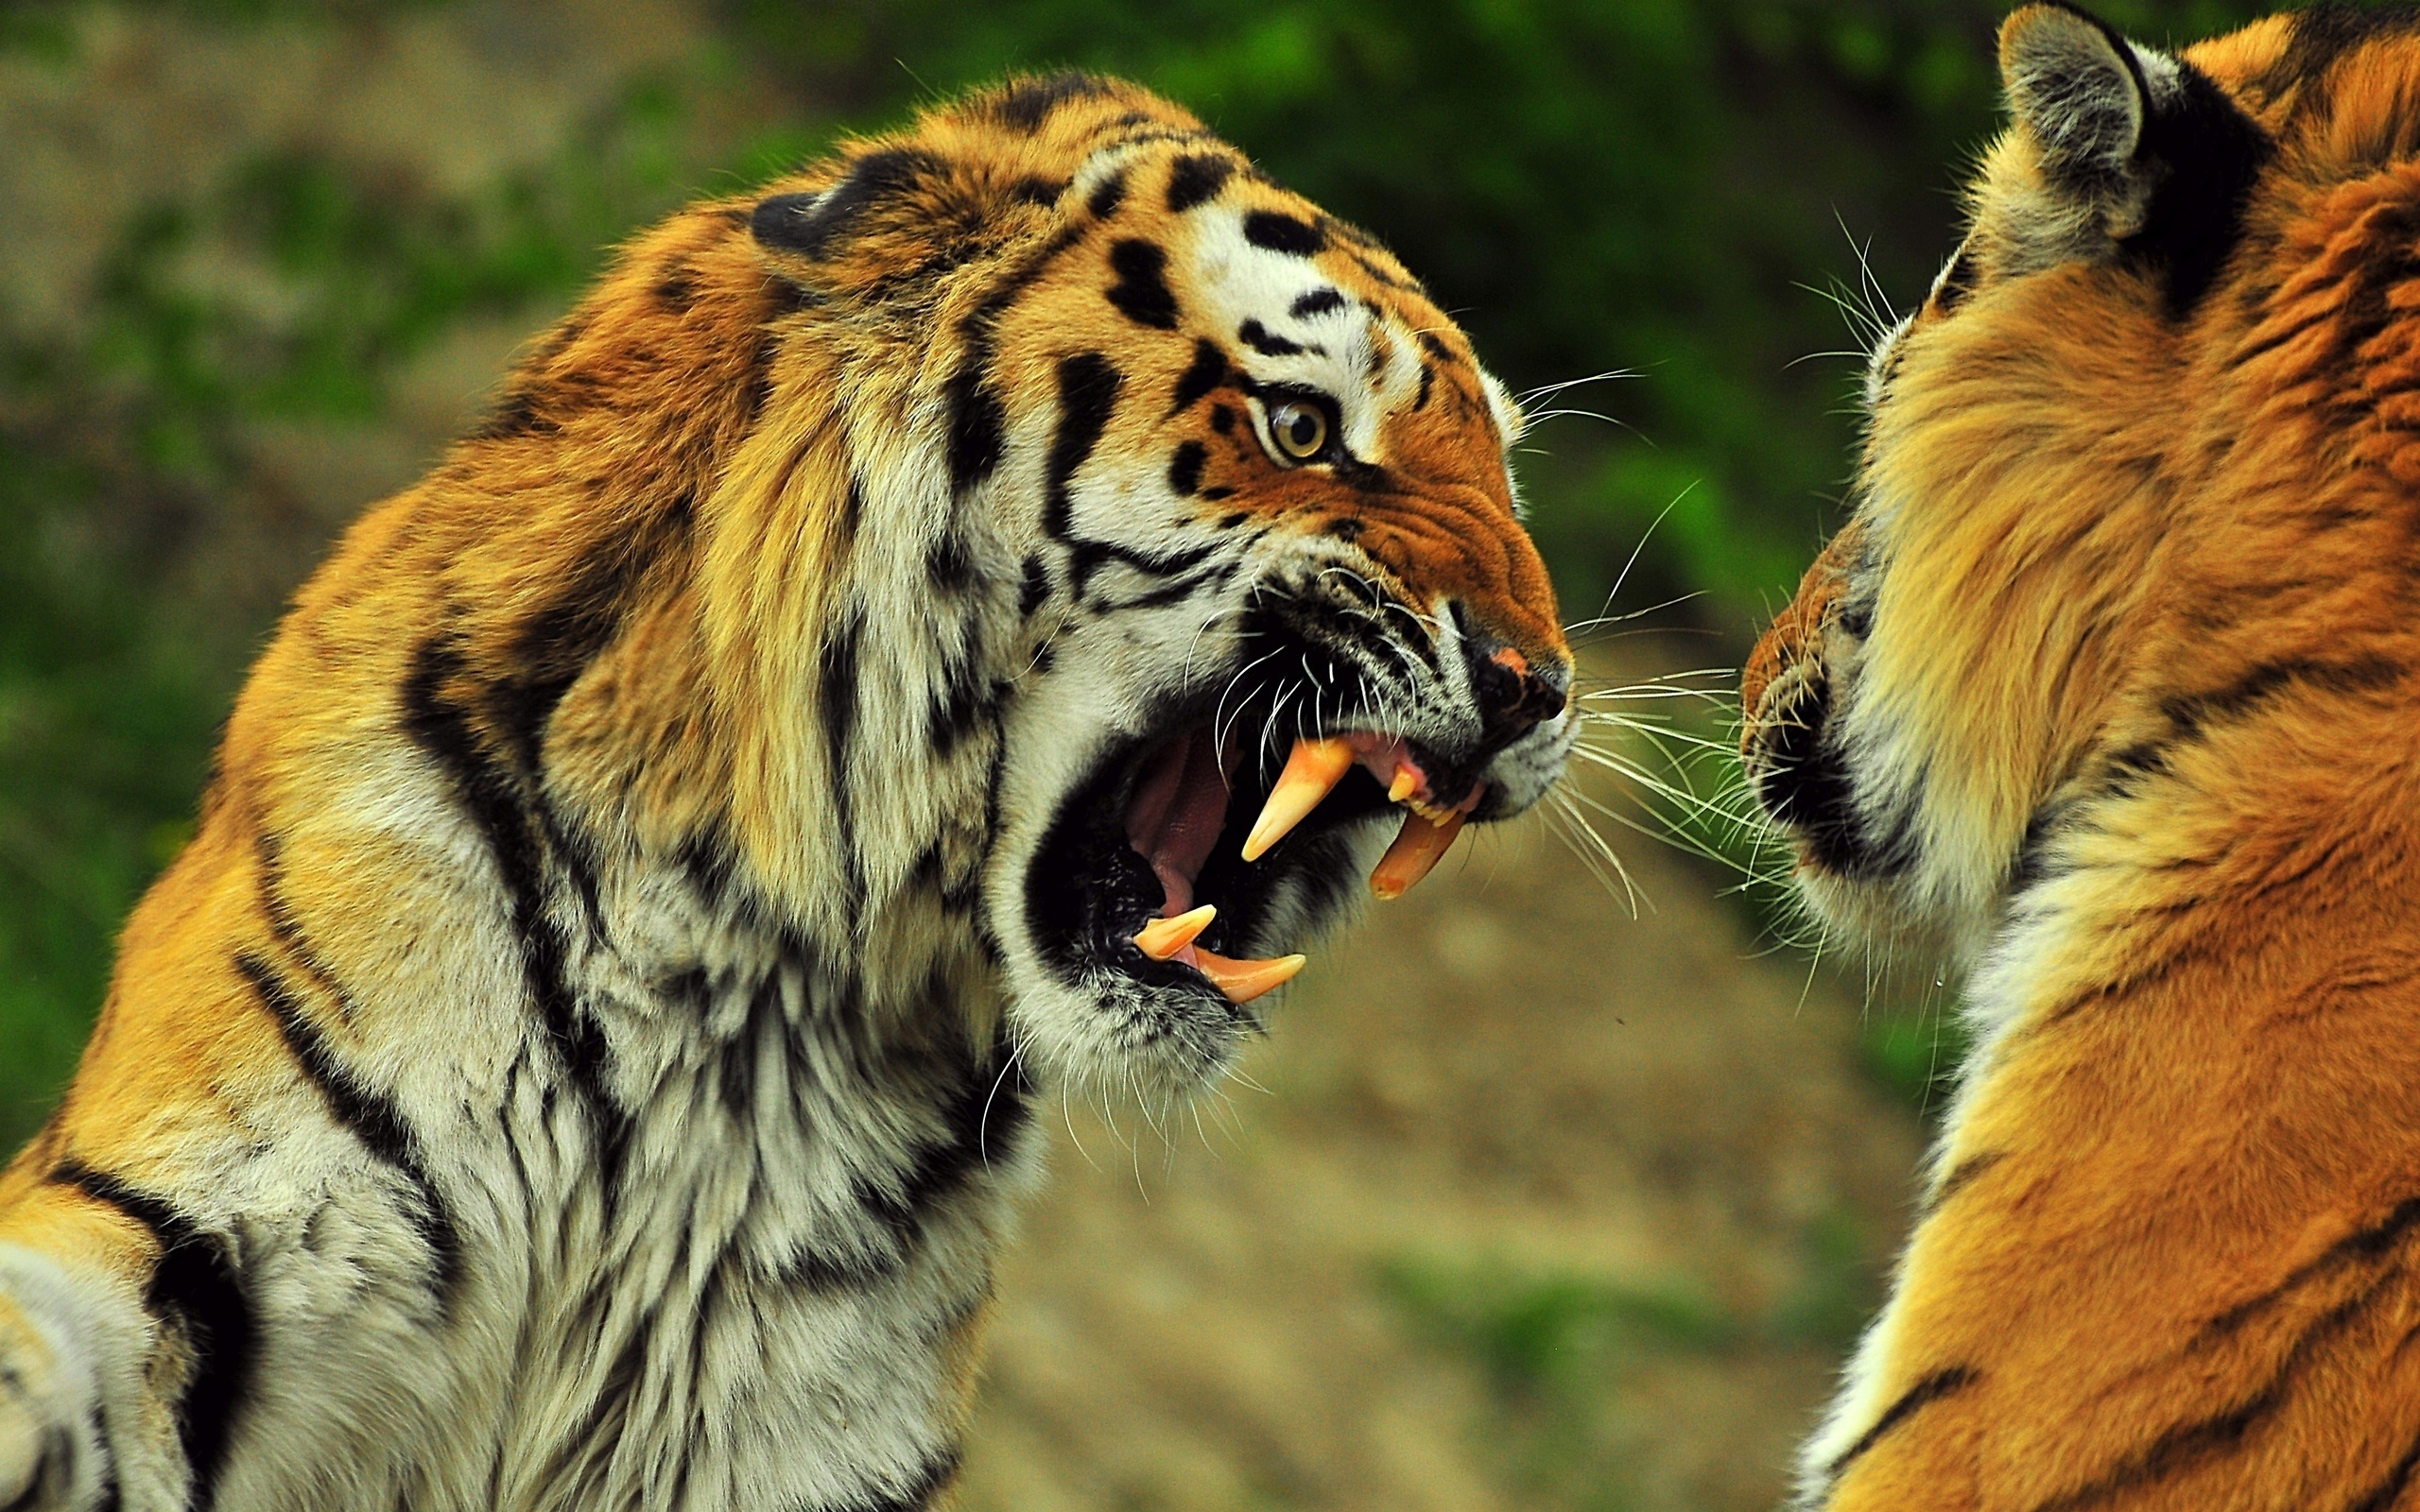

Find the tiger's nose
[[1467, 638, 1567, 742]]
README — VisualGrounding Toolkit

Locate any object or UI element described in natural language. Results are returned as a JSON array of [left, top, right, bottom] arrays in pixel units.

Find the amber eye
[[1268, 400, 1331, 462]]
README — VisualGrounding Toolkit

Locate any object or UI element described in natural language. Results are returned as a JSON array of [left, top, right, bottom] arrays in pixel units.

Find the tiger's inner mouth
[[1029, 708, 1487, 1010]]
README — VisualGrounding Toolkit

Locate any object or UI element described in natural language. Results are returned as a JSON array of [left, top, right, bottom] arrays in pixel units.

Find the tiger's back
[[1746, 7, 2420, 1507]]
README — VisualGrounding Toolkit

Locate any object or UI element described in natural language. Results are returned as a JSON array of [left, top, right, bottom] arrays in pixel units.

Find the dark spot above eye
[[1289, 288, 1346, 319], [1087, 171, 1128, 219], [1417, 330, 1458, 365], [1243, 211, 1325, 257], [1169, 339, 1228, 414], [1166, 153, 1236, 213], [1011, 176, 1067, 207], [1106, 239, 1179, 330], [1208, 404, 1236, 434], [1323, 518, 1365, 541], [1238, 318, 1305, 357]]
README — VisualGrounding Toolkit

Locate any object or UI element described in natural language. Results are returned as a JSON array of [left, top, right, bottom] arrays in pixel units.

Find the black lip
[[1750, 666, 1907, 880]]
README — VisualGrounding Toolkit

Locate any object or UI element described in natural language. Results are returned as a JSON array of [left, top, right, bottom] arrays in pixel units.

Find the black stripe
[[1921, 1152, 2004, 1220], [1289, 287, 1346, 319], [490, 490, 694, 775], [2038, 1285, 2387, 1511], [1822, 1366, 1977, 1486], [864, 1024, 1036, 1247], [989, 71, 1111, 132], [2109, 656, 2407, 794], [1085, 169, 1127, 220], [87, 1396, 120, 1512], [252, 828, 356, 1023], [400, 636, 628, 1201], [821, 604, 867, 912], [945, 224, 1089, 498], [1241, 211, 1324, 257], [1105, 239, 1179, 330], [1167, 441, 1207, 497], [232, 952, 463, 1306], [1236, 318, 1305, 357], [1167, 339, 1228, 415], [927, 646, 1005, 762], [925, 531, 976, 593], [1413, 361, 1435, 411], [1007, 175, 1065, 208], [53, 1165, 252, 1512], [654, 266, 694, 313], [2201, 1195, 2420, 1341], [1164, 153, 1235, 213], [2348, 1418, 2420, 1512], [1017, 555, 1052, 620], [2257, 5, 2420, 108], [1044, 353, 1123, 542]]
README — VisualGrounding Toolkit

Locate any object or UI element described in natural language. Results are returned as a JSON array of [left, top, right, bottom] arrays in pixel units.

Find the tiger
[[1741, 3, 2420, 1506], [0, 74, 1573, 1511]]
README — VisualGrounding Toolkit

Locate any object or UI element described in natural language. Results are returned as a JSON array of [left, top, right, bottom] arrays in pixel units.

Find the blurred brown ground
[[959, 760, 1921, 1512], [1, 6, 1928, 1507]]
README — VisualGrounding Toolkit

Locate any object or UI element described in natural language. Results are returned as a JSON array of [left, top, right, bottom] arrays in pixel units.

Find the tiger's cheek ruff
[[1745, 9, 2420, 1507]]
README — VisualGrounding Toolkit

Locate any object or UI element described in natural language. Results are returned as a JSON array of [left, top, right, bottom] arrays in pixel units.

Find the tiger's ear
[[1998, 4, 2160, 237]]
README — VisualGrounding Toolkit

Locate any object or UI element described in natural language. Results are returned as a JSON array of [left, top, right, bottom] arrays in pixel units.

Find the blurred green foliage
[[0, 0, 2313, 1143], [1380, 1221, 1877, 1508]]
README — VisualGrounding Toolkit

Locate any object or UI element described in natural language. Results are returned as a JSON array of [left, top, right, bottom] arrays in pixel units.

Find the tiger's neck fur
[[2, 111, 1075, 1512]]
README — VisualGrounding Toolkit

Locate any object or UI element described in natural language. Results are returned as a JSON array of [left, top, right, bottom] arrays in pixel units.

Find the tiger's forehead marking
[[1066, 136, 1514, 466]]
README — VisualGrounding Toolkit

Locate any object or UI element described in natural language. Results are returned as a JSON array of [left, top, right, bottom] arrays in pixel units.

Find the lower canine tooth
[[1371, 809, 1468, 900], [1191, 947, 1307, 1005], [1134, 905, 1217, 961], [1242, 736, 1357, 862]]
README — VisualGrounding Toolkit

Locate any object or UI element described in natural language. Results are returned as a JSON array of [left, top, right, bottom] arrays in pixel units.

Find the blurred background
[[0, 1, 2297, 1506]]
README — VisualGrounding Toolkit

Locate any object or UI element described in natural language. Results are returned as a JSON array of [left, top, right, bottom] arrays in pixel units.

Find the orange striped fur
[[0, 76, 1570, 1511], [1746, 7, 2420, 1507]]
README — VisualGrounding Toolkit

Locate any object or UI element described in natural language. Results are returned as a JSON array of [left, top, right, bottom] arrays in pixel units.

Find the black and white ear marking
[[1995, 3, 2271, 317], [2000, 4, 2157, 233], [752, 193, 820, 243]]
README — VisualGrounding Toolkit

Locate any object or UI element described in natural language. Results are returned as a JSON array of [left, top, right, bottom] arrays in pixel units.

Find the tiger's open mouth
[[1025, 703, 1489, 1011]]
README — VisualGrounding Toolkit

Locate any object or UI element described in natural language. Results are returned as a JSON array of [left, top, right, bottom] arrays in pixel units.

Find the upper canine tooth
[[1133, 905, 1217, 961], [1242, 737, 1357, 862], [1370, 809, 1470, 901], [1387, 769, 1418, 804]]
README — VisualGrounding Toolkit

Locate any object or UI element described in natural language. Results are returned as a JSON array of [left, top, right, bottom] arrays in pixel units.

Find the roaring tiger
[[1744, 4, 2420, 1505], [0, 76, 1571, 1510]]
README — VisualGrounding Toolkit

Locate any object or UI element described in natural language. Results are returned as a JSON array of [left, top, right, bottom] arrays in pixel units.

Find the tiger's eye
[[1269, 401, 1329, 462]]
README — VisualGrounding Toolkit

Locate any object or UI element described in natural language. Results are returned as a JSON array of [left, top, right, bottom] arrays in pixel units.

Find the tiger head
[[690, 77, 1571, 1096], [1741, 5, 2420, 960]]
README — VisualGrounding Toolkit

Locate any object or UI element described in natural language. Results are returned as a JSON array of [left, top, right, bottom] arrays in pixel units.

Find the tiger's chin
[[993, 696, 1506, 1102], [1740, 652, 1983, 971]]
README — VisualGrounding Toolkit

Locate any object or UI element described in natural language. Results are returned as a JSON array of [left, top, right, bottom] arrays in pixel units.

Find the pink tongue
[[1125, 730, 1232, 917]]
